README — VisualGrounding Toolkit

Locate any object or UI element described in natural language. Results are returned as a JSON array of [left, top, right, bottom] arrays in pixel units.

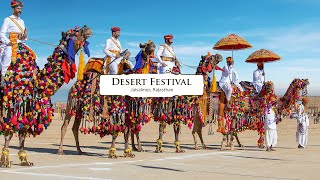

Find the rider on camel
[[218, 56, 243, 106]]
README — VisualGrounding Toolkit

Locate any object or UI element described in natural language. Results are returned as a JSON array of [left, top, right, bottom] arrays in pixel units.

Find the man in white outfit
[[0, 0, 27, 86], [264, 95, 278, 152], [155, 34, 180, 74], [103, 27, 132, 75], [296, 97, 310, 149], [252, 62, 265, 94], [219, 57, 243, 104]]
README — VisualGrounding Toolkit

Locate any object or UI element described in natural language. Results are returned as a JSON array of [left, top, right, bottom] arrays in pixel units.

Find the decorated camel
[[153, 53, 223, 153], [191, 78, 309, 150], [190, 53, 223, 150], [0, 25, 93, 168], [58, 41, 156, 158], [128, 41, 157, 152]]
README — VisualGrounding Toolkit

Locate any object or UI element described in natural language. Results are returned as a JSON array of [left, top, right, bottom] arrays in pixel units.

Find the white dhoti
[[253, 82, 263, 93], [158, 61, 175, 74], [265, 127, 278, 147], [1, 45, 12, 76], [108, 57, 124, 75], [296, 122, 308, 148], [219, 81, 232, 102]]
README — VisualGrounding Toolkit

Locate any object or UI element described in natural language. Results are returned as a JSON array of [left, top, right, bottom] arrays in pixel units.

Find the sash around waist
[[107, 50, 120, 57], [161, 56, 174, 61]]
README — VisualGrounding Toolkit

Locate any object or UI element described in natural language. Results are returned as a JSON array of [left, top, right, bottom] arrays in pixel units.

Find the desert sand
[[0, 113, 319, 180]]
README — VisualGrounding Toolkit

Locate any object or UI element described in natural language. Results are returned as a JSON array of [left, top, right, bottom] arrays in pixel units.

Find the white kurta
[[103, 37, 123, 75], [296, 104, 309, 148], [0, 15, 27, 75], [218, 65, 243, 102], [252, 69, 265, 93], [264, 106, 278, 147], [155, 44, 176, 74]]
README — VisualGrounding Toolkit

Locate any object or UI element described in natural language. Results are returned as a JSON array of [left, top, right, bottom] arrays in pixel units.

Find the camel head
[[262, 81, 275, 95], [139, 40, 156, 57], [59, 25, 93, 58], [282, 78, 309, 100], [278, 78, 310, 114], [208, 53, 223, 68], [196, 53, 222, 75], [299, 79, 309, 96]]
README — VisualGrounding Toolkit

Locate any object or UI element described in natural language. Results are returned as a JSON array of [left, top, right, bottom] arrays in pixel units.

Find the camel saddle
[[84, 57, 105, 74]]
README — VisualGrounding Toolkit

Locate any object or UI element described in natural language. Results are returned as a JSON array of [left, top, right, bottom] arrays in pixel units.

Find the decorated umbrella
[[245, 48, 281, 82], [213, 34, 252, 59], [210, 34, 252, 92]]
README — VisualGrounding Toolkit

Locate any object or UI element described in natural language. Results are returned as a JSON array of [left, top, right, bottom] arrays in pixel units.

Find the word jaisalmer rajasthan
[[0, 0, 319, 180]]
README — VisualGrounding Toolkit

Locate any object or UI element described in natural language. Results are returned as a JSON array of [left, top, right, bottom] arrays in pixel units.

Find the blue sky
[[1, 0, 319, 96]]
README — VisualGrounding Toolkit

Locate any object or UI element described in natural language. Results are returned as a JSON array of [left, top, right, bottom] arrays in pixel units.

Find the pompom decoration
[[0, 26, 90, 137]]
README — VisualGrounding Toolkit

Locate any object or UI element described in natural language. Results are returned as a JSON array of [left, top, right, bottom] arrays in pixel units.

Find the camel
[[153, 53, 223, 153], [190, 54, 223, 150], [129, 41, 157, 152], [58, 41, 156, 158], [0, 25, 93, 168], [230, 78, 310, 149], [191, 78, 309, 150]]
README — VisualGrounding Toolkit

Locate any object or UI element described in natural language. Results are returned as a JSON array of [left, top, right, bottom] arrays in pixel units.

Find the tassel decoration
[[77, 49, 85, 80], [210, 72, 217, 93]]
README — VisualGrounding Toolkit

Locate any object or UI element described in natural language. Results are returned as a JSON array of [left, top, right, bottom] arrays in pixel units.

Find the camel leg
[[192, 126, 199, 150], [192, 110, 202, 150], [123, 126, 135, 158], [221, 135, 227, 150], [230, 134, 235, 151], [258, 134, 265, 149], [219, 93, 228, 150], [234, 133, 244, 147], [136, 132, 144, 152], [58, 113, 72, 155], [18, 131, 33, 166], [108, 132, 118, 158], [131, 132, 138, 151], [58, 87, 77, 155], [174, 123, 184, 153], [72, 111, 86, 155], [226, 134, 231, 147], [197, 129, 207, 149], [0, 132, 13, 168], [155, 123, 165, 153]]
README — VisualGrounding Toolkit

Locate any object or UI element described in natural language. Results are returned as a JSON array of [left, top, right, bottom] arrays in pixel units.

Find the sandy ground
[[0, 114, 319, 180]]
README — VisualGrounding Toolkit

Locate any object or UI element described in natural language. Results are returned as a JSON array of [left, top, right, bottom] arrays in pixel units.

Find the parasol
[[210, 34, 252, 92], [245, 49, 281, 63], [245, 49, 281, 82], [213, 34, 252, 59]]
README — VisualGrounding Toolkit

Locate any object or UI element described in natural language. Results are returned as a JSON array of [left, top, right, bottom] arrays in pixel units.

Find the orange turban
[[226, 56, 233, 62], [302, 97, 309, 104]]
